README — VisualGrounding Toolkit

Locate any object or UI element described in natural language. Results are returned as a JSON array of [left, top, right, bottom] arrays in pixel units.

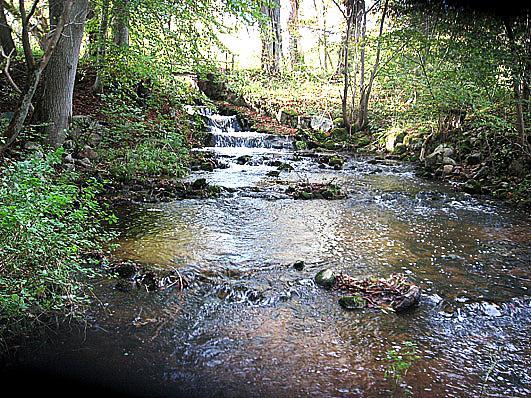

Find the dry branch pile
[[333, 273, 421, 312]]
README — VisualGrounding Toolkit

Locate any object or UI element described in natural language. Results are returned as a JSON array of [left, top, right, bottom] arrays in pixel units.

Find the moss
[[331, 127, 348, 141], [295, 140, 308, 150], [338, 295, 367, 310]]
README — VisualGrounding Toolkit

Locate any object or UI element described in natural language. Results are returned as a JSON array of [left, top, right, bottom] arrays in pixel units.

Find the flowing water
[[7, 111, 531, 397]]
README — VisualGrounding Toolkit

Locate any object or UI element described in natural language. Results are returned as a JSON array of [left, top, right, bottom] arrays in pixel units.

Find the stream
[[7, 110, 530, 397]]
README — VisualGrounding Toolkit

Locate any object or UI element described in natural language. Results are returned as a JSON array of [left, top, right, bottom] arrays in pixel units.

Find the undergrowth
[[0, 150, 116, 341]]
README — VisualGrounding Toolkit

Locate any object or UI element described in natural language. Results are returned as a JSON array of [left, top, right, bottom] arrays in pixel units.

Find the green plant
[[98, 90, 191, 182], [384, 340, 421, 396], [0, 150, 116, 336]]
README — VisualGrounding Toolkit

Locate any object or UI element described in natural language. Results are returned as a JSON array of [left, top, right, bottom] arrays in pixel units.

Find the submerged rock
[[192, 178, 208, 190], [315, 269, 336, 288], [339, 295, 367, 310], [463, 179, 482, 194]]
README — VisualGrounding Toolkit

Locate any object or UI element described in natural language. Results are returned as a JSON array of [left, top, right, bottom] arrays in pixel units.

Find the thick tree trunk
[[112, 0, 129, 48], [0, 0, 74, 155], [38, 0, 89, 148], [341, 13, 353, 128], [0, 0, 15, 55]]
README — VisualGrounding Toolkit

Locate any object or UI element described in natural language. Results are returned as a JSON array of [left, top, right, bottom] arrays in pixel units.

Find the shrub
[[0, 150, 116, 333]]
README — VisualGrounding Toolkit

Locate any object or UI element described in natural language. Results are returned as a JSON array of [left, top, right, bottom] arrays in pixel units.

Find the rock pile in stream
[[286, 182, 345, 200], [315, 269, 421, 312]]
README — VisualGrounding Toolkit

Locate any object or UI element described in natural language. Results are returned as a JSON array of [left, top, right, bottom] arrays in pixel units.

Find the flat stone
[[339, 295, 367, 310]]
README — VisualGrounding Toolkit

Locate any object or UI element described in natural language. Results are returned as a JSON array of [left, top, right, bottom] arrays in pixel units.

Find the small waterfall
[[206, 115, 241, 133], [211, 131, 293, 149], [187, 105, 294, 150]]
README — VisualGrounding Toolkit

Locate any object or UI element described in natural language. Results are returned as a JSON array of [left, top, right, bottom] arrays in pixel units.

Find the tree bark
[[503, 17, 528, 152], [92, 0, 110, 92], [0, 0, 74, 155], [260, 0, 281, 74], [0, 0, 15, 55], [38, 0, 89, 149], [288, 0, 301, 69], [357, 0, 388, 130], [112, 0, 129, 48]]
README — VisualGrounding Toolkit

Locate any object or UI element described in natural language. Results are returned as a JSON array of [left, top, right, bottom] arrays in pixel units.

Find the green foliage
[[0, 150, 116, 330], [90, 0, 262, 84], [384, 340, 421, 395], [98, 92, 190, 182]]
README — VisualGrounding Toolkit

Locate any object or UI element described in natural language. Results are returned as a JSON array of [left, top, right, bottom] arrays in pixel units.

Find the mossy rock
[[298, 191, 314, 200], [331, 127, 348, 141], [322, 188, 339, 199], [328, 155, 345, 168], [237, 155, 252, 165], [338, 295, 367, 310], [333, 117, 345, 128], [393, 143, 407, 155], [315, 269, 336, 288], [463, 179, 482, 195], [278, 162, 294, 172], [200, 162, 214, 172], [295, 140, 308, 151], [323, 140, 337, 150], [354, 135, 371, 147], [192, 178, 208, 190]]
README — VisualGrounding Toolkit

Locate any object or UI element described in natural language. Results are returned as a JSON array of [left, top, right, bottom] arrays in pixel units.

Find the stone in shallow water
[[392, 285, 421, 312], [480, 302, 502, 317], [339, 295, 367, 310], [315, 269, 336, 288]]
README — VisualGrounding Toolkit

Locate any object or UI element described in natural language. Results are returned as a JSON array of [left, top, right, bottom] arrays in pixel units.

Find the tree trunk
[[112, 0, 129, 48], [38, 0, 89, 148], [341, 4, 355, 129], [356, 0, 388, 130], [503, 17, 528, 152], [288, 0, 301, 69], [260, 0, 281, 74], [0, 0, 74, 155], [93, 0, 110, 92], [0, 0, 15, 55]]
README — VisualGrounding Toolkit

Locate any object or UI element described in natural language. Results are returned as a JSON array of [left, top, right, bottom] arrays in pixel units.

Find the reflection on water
[[10, 115, 531, 398]]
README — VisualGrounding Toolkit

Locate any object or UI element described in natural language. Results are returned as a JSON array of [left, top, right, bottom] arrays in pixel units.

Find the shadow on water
[[5, 111, 530, 398]]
